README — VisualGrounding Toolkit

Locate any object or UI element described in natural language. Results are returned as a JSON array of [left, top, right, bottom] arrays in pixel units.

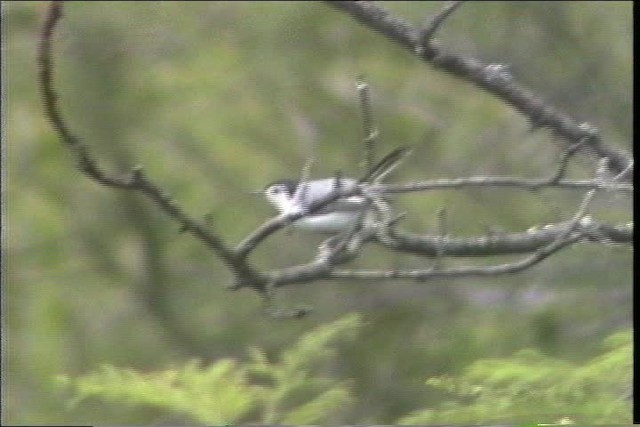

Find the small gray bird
[[260, 148, 409, 233]]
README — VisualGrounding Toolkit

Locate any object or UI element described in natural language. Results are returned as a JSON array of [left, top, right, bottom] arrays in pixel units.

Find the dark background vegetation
[[4, 1, 632, 424]]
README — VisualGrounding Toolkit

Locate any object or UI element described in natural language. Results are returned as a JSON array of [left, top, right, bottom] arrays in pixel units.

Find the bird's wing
[[315, 197, 366, 214], [293, 178, 357, 204], [361, 147, 411, 183], [293, 177, 392, 215]]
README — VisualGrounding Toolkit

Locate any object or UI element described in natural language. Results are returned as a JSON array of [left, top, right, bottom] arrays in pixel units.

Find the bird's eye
[[267, 186, 282, 196]]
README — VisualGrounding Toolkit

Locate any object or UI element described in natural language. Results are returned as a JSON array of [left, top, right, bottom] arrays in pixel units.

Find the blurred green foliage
[[399, 329, 632, 424], [5, 1, 631, 424], [56, 314, 361, 424], [55, 317, 631, 424]]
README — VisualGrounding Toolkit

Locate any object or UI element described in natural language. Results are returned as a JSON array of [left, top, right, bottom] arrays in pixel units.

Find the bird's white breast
[[292, 211, 360, 233]]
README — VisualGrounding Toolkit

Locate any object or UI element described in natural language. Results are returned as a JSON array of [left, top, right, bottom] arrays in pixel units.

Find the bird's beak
[[248, 189, 263, 195]]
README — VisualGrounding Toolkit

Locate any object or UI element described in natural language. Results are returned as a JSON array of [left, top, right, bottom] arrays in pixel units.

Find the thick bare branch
[[302, 183, 600, 283], [38, 1, 131, 189], [325, 1, 632, 179], [257, 229, 588, 287], [381, 219, 631, 258], [38, 1, 264, 292]]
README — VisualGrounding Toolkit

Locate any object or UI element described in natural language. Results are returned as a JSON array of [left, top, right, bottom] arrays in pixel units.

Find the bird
[[258, 147, 409, 233]]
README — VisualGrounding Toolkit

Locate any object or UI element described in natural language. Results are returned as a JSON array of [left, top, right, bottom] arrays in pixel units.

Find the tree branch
[[356, 75, 379, 173], [325, 1, 633, 179], [375, 177, 632, 194], [38, 1, 264, 292]]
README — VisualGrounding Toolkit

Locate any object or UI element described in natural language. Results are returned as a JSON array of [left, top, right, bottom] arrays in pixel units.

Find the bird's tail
[[360, 147, 411, 183]]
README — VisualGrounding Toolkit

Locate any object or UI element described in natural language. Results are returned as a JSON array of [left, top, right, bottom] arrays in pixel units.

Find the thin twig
[[613, 160, 633, 182], [433, 207, 448, 268], [317, 211, 366, 265], [418, 1, 464, 48], [356, 75, 378, 173], [546, 137, 588, 184], [297, 156, 315, 207], [328, 235, 584, 281], [373, 177, 632, 194]]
